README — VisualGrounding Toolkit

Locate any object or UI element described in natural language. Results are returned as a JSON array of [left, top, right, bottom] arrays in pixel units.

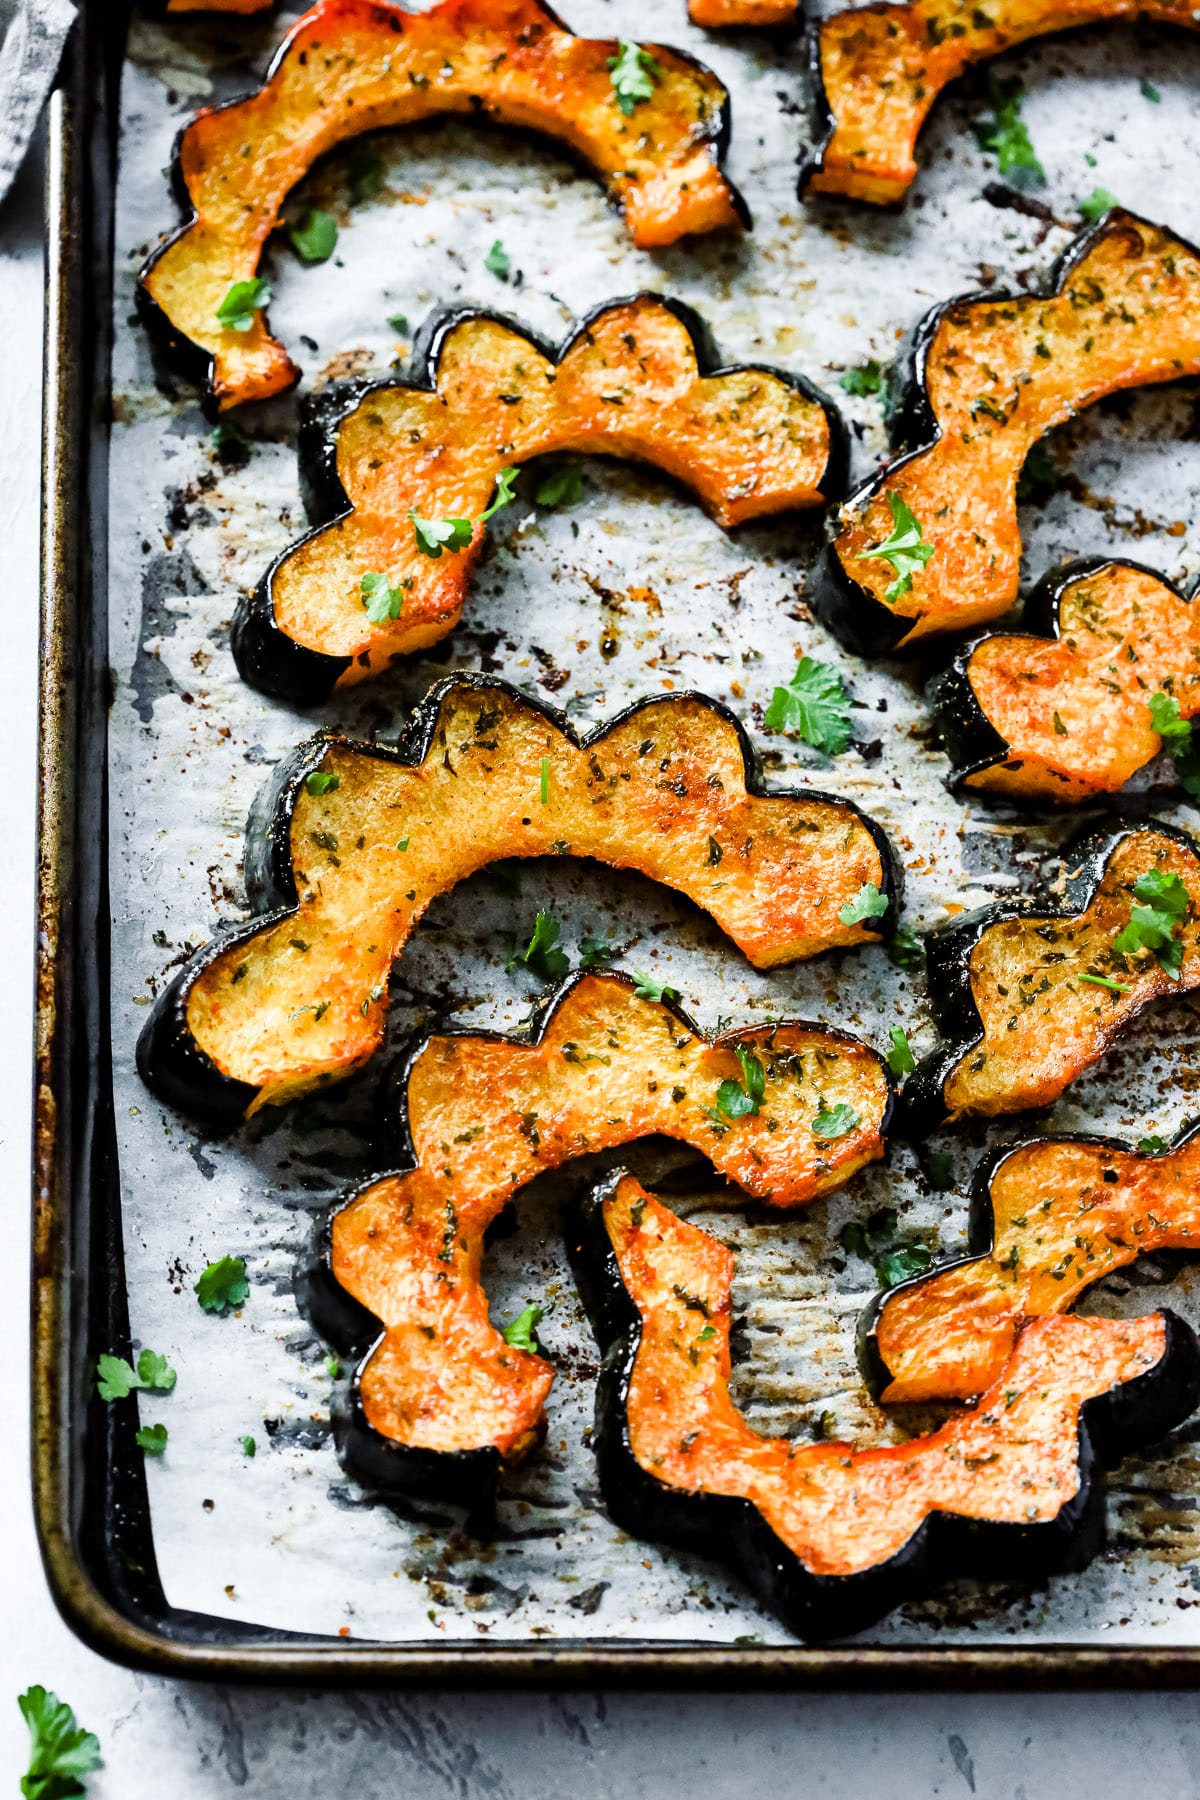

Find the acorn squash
[[932, 558, 1200, 805], [809, 212, 1200, 657], [801, 0, 1200, 206], [138, 0, 747, 411], [136, 677, 898, 1124], [234, 293, 847, 703], [870, 1122, 1200, 1403], [307, 971, 891, 1500], [567, 1171, 1200, 1640], [900, 820, 1200, 1136]]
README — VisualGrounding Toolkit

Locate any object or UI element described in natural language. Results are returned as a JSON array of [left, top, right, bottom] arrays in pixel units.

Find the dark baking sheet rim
[[30, 0, 1200, 1686]]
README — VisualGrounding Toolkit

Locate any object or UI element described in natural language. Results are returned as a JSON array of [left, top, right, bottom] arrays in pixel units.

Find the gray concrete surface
[[4, 112, 1200, 1800]]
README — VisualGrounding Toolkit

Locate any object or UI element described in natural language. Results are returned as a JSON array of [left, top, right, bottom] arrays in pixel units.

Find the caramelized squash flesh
[[689, 0, 797, 22], [139, 682, 893, 1118], [950, 561, 1200, 803], [139, 0, 745, 409], [250, 296, 841, 691], [605, 1175, 1170, 1582], [821, 215, 1200, 650], [876, 1133, 1200, 1403], [328, 975, 889, 1461], [806, 0, 1200, 205]]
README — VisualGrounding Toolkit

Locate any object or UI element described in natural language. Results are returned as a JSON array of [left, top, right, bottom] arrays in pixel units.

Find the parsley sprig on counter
[[973, 73, 1045, 184], [507, 910, 570, 982], [18, 1686, 101, 1799], [500, 1304, 544, 1354], [96, 1348, 176, 1401], [289, 208, 338, 264], [840, 1206, 932, 1288], [764, 656, 853, 755], [195, 1254, 250, 1315]]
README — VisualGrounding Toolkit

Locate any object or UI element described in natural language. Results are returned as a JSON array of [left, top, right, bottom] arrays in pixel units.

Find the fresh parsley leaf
[[886, 1025, 916, 1077], [607, 39, 662, 115], [18, 1686, 101, 1800], [632, 970, 680, 1003], [887, 924, 925, 971], [480, 465, 519, 523], [1148, 691, 1200, 801], [387, 312, 410, 334], [239, 1434, 257, 1457], [579, 935, 613, 968], [875, 1244, 933, 1287], [216, 278, 271, 333], [922, 1149, 955, 1191], [534, 463, 585, 508], [716, 1046, 766, 1120], [507, 911, 570, 982], [500, 1303, 544, 1354], [1015, 440, 1060, 506], [1141, 78, 1161, 102], [211, 417, 252, 465], [409, 513, 473, 558], [325, 1355, 340, 1379], [696, 1324, 716, 1343], [96, 1348, 176, 1401], [360, 569, 406, 621], [1150, 690, 1192, 745], [838, 881, 889, 927], [838, 361, 884, 397], [195, 1254, 250, 1316], [859, 491, 934, 602], [763, 655, 853, 755], [812, 1100, 861, 1139], [136, 1423, 168, 1457], [1112, 867, 1190, 978], [289, 208, 338, 264], [484, 239, 510, 280], [1079, 186, 1119, 224], [973, 72, 1044, 184], [1138, 1134, 1166, 1154], [305, 770, 340, 797]]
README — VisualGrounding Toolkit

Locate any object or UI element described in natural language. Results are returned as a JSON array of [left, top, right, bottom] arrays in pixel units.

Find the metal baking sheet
[[39, 0, 1200, 1675]]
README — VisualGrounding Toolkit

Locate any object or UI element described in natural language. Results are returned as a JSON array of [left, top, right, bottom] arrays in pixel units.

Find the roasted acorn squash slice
[[901, 821, 1200, 1136], [567, 1171, 1200, 1640], [138, 0, 748, 411], [136, 678, 898, 1124], [801, 0, 1200, 205], [809, 212, 1200, 657], [870, 1123, 1200, 1403], [932, 558, 1200, 805], [306, 971, 891, 1500], [234, 294, 847, 704]]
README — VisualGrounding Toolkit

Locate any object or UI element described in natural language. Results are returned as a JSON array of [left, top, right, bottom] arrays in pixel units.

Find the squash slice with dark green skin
[[137, 0, 748, 412], [900, 820, 1200, 1138], [932, 558, 1200, 806], [136, 677, 898, 1126], [800, 0, 1200, 206], [234, 293, 848, 705], [304, 971, 892, 1502], [868, 1122, 1200, 1405], [808, 212, 1200, 658], [566, 1171, 1200, 1641]]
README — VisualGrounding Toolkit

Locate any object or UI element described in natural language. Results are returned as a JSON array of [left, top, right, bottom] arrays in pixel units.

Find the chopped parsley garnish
[[579, 935, 613, 969], [763, 655, 853, 755], [838, 881, 888, 927], [839, 1206, 931, 1287], [534, 462, 585, 508], [484, 239, 510, 280], [1148, 691, 1200, 801], [361, 569, 406, 622], [716, 1046, 765, 1120], [96, 1348, 177, 1401], [838, 361, 884, 397], [18, 1686, 101, 1799], [1079, 186, 1119, 224], [211, 417, 252, 465], [859, 491, 934, 602], [289, 208, 338, 264], [812, 1100, 861, 1139], [607, 39, 662, 115], [507, 910, 570, 982], [136, 1423, 168, 1457], [1015, 440, 1060, 506], [500, 1303, 544, 1354], [305, 770, 340, 797], [409, 466, 518, 558], [973, 73, 1045, 185], [1078, 972, 1130, 994], [1112, 867, 1190, 978], [195, 1254, 250, 1315], [885, 1026, 916, 1077], [887, 924, 925, 971], [387, 312, 410, 334], [1141, 78, 1161, 102], [1138, 1134, 1166, 1154], [325, 1355, 340, 1379], [216, 278, 271, 333], [632, 970, 680, 1003], [239, 1435, 257, 1457], [540, 756, 550, 804]]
